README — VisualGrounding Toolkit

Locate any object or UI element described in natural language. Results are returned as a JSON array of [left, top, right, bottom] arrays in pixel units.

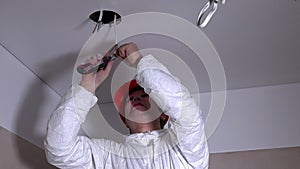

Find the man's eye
[[141, 93, 148, 98]]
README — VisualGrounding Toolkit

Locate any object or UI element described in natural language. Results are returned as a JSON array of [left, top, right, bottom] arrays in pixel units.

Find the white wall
[[0, 45, 61, 147], [205, 83, 300, 153], [1, 44, 300, 152], [0, 127, 56, 168]]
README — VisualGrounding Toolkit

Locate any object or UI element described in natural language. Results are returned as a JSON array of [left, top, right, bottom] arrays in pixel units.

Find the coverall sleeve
[[136, 55, 209, 168], [44, 85, 105, 169]]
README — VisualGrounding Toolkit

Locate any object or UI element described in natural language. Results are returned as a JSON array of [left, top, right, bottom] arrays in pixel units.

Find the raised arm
[[44, 57, 114, 168], [117, 42, 209, 168], [137, 56, 209, 168]]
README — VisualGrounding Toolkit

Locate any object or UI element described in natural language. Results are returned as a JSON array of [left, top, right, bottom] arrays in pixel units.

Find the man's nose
[[131, 96, 141, 102]]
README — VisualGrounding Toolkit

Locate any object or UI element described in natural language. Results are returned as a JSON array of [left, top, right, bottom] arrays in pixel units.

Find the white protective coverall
[[44, 55, 209, 169]]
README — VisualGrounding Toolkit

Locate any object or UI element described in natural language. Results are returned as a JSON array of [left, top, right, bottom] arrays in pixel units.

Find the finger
[[96, 54, 102, 61], [95, 60, 114, 73], [116, 47, 126, 59], [118, 43, 130, 49], [104, 60, 114, 73], [83, 57, 91, 64], [84, 56, 96, 64], [117, 43, 131, 57], [90, 56, 98, 64]]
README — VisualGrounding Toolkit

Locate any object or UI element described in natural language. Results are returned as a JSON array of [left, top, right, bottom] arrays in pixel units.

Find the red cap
[[114, 80, 169, 128]]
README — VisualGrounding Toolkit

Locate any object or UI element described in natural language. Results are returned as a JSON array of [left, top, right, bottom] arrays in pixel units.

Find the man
[[114, 79, 170, 134], [44, 42, 209, 168]]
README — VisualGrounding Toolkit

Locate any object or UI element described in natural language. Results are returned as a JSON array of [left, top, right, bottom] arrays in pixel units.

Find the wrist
[[128, 52, 143, 68], [134, 55, 143, 68], [79, 81, 96, 94]]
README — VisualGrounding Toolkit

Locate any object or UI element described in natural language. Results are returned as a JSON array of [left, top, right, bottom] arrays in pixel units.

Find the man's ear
[[160, 113, 168, 121], [124, 119, 130, 128], [160, 112, 169, 129], [119, 113, 130, 128]]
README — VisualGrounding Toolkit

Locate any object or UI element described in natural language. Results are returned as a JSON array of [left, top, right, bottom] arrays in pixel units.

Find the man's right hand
[[116, 42, 142, 68], [80, 55, 114, 94]]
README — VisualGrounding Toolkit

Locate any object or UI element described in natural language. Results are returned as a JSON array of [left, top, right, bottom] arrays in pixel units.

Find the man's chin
[[126, 111, 161, 124], [133, 105, 149, 111], [128, 109, 147, 117]]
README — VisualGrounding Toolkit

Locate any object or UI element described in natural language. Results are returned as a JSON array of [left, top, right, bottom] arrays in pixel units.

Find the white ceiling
[[1, 0, 300, 103]]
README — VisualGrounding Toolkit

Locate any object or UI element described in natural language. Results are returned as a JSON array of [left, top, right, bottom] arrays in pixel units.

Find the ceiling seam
[[0, 42, 62, 98]]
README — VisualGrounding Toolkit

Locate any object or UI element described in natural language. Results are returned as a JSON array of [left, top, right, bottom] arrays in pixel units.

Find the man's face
[[123, 89, 161, 123], [124, 89, 150, 113]]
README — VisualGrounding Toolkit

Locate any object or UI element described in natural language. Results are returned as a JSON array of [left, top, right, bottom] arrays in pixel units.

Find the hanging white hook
[[196, 0, 225, 28], [113, 14, 118, 43], [97, 10, 103, 32]]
